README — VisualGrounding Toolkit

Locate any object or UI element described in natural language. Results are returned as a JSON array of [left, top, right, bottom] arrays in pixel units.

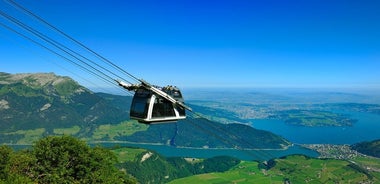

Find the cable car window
[[152, 98, 175, 118], [130, 99, 148, 118], [130, 88, 151, 119]]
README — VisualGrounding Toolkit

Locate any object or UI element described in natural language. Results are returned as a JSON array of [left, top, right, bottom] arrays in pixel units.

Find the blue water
[[252, 112, 380, 144], [100, 142, 318, 161]]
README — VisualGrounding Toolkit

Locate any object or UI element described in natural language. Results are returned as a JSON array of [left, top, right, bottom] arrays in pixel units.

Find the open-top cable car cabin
[[130, 86, 186, 123], [117, 80, 190, 124]]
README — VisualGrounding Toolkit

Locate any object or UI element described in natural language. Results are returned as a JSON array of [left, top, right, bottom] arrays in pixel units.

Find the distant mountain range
[[185, 88, 380, 104], [0, 72, 290, 149]]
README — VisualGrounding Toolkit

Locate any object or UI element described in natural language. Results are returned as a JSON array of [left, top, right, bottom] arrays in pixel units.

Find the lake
[[100, 142, 319, 161], [251, 111, 380, 144]]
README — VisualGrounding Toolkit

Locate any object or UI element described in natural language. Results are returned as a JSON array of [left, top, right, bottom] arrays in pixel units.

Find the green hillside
[[0, 72, 130, 144], [351, 139, 380, 158], [169, 155, 379, 184], [115, 148, 241, 183], [168, 161, 281, 184], [119, 119, 290, 149], [0, 72, 129, 131]]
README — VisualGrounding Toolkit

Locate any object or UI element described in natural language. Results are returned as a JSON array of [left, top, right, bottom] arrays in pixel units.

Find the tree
[[0, 145, 12, 180], [0, 136, 137, 183], [6, 150, 35, 183], [0, 146, 35, 183], [30, 135, 135, 183]]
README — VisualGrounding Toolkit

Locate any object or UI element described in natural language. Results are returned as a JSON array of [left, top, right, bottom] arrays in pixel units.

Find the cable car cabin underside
[[117, 80, 190, 124]]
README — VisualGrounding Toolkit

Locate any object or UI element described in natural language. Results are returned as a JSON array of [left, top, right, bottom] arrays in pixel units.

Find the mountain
[[0, 72, 129, 135], [120, 119, 290, 149], [0, 72, 289, 149], [116, 148, 240, 184], [351, 139, 380, 158]]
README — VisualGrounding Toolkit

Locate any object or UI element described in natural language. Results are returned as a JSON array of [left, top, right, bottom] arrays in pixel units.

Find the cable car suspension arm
[[117, 79, 192, 112]]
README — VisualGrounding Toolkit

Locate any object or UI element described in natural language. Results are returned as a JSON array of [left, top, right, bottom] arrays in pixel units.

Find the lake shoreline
[[89, 140, 293, 151]]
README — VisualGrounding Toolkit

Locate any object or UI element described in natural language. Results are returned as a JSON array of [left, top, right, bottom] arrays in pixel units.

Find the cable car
[[117, 80, 191, 124]]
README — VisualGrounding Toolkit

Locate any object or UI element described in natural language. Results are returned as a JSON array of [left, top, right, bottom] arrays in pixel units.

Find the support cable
[[0, 28, 128, 95], [6, 0, 141, 83], [0, 21, 116, 87], [0, 10, 126, 87]]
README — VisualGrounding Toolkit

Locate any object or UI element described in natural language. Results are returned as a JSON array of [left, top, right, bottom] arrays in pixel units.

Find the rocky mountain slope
[[0, 72, 129, 134]]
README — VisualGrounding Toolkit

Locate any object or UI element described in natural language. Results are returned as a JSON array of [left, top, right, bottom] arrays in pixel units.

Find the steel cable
[[5, 0, 141, 83]]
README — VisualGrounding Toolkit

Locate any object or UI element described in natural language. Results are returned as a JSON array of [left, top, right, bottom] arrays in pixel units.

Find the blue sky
[[1, 0, 379, 90]]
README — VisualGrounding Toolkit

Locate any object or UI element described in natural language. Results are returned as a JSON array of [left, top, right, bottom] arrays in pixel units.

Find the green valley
[[169, 155, 379, 184]]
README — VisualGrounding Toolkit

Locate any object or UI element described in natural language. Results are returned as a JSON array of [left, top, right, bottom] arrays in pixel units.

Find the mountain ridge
[[0, 72, 129, 133]]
